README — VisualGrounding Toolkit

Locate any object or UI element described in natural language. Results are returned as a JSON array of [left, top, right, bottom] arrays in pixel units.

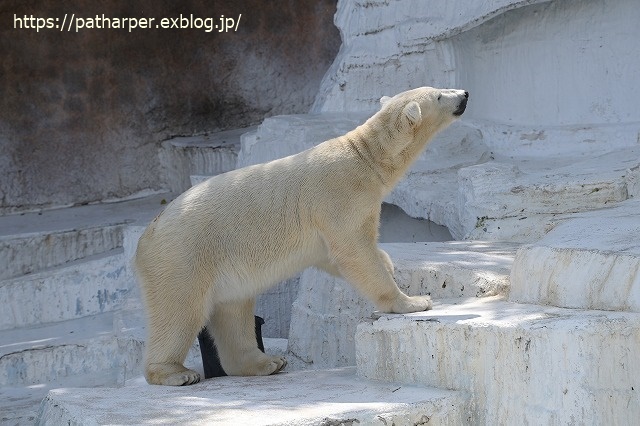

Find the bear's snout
[[453, 92, 468, 116]]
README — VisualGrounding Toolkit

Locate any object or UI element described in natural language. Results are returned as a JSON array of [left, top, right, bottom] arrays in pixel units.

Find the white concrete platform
[[1, 370, 122, 426], [36, 367, 469, 426], [510, 198, 640, 312], [0, 311, 133, 388], [0, 193, 169, 281], [356, 296, 640, 425], [459, 147, 640, 241], [0, 297, 293, 424], [288, 241, 517, 369], [0, 250, 130, 330]]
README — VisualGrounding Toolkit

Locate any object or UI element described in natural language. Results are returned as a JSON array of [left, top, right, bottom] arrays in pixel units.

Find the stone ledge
[[0, 311, 126, 388], [161, 129, 248, 194], [37, 367, 468, 426], [458, 147, 640, 240], [510, 198, 640, 311], [0, 249, 130, 331], [0, 193, 169, 281], [356, 296, 640, 425]]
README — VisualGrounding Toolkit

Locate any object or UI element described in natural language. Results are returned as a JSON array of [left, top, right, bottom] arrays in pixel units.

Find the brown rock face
[[0, 0, 339, 212]]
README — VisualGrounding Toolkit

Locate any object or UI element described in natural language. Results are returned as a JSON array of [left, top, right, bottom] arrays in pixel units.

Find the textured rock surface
[[37, 368, 469, 426], [314, 0, 551, 112], [458, 147, 640, 240], [315, 0, 640, 130], [1, 0, 339, 213], [510, 198, 640, 311], [0, 250, 129, 330], [356, 297, 640, 425]]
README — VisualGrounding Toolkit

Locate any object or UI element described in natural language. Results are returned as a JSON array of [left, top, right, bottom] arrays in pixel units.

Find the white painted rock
[[356, 297, 640, 425], [37, 367, 468, 426], [510, 198, 640, 311], [315, 0, 640, 135], [458, 147, 640, 240], [0, 250, 129, 330]]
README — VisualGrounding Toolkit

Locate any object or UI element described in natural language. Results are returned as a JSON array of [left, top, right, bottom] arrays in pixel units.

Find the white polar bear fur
[[135, 86, 468, 386]]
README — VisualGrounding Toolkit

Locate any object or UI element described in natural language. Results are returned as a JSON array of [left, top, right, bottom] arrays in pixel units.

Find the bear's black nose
[[464, 91, 469, 99], [453, 96, 467, 116]]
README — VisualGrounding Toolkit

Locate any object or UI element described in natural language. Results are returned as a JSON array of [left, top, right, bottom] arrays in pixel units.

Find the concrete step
[[1, 369, 123, 426], [288, 241, 517, 369], [0, 311, 132, 388], [36, 367, 469, 426], [0, 300, 291, 424], [356, 296, 640, 425], [0, 193, 170, 281], [459, 147, 640, 241], [0, 249, 131, 330], [161, 127, 253, 193], [510, 198, 640, 312]]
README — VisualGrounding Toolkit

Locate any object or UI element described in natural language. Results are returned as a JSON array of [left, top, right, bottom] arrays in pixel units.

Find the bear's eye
[[437, 94, 442, 101]]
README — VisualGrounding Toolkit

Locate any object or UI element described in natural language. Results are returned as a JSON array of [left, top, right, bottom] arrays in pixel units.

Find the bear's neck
[[343, 120, 439, 194]]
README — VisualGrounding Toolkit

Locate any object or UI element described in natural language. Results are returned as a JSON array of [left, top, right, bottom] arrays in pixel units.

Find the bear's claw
[[146, 364, 201, 386], [270, 356, 287, 374], [391, 294, 433, 314]]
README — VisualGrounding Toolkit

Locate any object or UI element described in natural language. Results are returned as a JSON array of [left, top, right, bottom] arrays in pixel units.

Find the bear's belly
[[210, 234, 327, 303]]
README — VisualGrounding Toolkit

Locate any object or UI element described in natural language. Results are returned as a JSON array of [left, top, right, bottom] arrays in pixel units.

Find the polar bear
[[135, 86, 468, 386]]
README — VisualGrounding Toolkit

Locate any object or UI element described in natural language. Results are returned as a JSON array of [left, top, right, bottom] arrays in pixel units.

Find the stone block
[[0, 250, 130, 330], [0, 312, 123, 387], [356, 297, 640, 425], [510, 198, 640, 311], [37, 367, 469, 426], [457, 147, 640, 240], [161, 128, 250, 193]]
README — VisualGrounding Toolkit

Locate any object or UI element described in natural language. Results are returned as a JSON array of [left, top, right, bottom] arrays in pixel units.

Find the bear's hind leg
[[144, 302, 203, 386], [208, 298, 287, 376]]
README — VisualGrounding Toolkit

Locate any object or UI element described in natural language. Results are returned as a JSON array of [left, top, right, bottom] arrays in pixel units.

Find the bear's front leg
[[325, 234, 432, 314], [207, 298, 287, 376]]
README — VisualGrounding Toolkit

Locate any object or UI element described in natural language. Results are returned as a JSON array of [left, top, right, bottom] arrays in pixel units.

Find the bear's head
[[377, 86, 468, 158]]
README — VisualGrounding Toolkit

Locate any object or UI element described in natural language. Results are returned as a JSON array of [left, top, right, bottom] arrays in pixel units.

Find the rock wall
[[314, 0, 640, 148], [0, 0, 339, 213]]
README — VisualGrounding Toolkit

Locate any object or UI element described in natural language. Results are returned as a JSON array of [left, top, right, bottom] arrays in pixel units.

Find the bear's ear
[[402, 101, 422, 128], [380, 96, 392, 107]]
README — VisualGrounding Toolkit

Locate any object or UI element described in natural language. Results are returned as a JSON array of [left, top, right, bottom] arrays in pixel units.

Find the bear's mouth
[[453, 98, 467, 116]]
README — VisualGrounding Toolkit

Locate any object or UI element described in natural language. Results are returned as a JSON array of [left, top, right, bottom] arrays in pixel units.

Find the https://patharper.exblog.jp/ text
[[13, 13, 242, 33]]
